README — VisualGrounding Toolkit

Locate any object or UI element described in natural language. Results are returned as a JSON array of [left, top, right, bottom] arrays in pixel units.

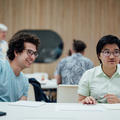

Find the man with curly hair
[[0, 32, 40, 102]]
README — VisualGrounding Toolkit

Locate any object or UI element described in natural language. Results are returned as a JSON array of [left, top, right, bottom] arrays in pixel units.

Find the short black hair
[[68, 49, 72, 56], [96, 35, 120, 63], [73, 39, 86, 53], [7, 32, 40, 60]]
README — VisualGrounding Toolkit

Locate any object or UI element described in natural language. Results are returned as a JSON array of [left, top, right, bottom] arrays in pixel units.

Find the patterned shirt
[[55, 53, 94, 85]]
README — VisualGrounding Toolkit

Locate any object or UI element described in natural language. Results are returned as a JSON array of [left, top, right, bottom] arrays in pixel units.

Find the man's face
[[99, 44, 120, 68], [0, 30, 7, 40], [15, 42, 37, 69]]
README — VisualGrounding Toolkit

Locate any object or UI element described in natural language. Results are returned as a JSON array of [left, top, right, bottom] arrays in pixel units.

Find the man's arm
[[78, 94, 96, 104], [78, 94, 86, 102], [104, 94, 120, 104], [19, 96, 27, 101], [55, 75, 62, 85]]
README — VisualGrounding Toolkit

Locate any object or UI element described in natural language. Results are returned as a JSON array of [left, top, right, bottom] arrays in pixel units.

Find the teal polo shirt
[[0, 59, 28, 102], [78, 65, 120, 103]]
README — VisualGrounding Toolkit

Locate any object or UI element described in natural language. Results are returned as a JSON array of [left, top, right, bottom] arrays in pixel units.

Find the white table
[[40, 79, 57, 89], [25, 73, 57, 89], [1, 102, 120, 120]]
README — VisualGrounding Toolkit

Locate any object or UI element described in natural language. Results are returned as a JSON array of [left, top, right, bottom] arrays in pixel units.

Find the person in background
[[0, 32, 40, 102], [0, 24, 8, 59], [54, 39, 94, 85], [68, 49, 72, 56], [78, 35, 120, 104]]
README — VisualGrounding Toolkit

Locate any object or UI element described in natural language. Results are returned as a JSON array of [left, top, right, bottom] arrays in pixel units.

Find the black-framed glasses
[[101, 49, 120, 57], [24, 49, 38, 58]]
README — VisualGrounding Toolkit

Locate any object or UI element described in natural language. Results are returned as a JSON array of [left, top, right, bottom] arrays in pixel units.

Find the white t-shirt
[[0, 40, 8, 59]]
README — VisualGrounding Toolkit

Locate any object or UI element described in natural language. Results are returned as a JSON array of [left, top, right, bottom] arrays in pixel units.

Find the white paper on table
[[8, 101, 45, 107], [55, 104, 105, 111], [39, 79, 48, 84], [102, 104, 120, 110], [24, 118, 74, 120]]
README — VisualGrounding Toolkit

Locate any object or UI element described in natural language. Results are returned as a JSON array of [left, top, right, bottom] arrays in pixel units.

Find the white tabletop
[[25, 73, 57, 89], [40, 79, 57, 89], [1, 102, 120, 120]]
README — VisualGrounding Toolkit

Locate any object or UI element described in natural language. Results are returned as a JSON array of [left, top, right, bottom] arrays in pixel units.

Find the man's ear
[[97, 54, 100, 60], [14, 51, 18, 57], [97, 54, 102, 63], [72, 49, 75, 53], [81, 50, 85, 55]]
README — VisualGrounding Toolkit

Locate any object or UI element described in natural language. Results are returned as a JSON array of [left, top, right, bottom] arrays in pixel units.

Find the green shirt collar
[[95, 64, 120, 77]]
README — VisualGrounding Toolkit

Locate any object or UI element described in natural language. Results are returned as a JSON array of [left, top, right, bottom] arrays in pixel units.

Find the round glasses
[[24, 49, 38, 58], [101, 50, 120, 57]]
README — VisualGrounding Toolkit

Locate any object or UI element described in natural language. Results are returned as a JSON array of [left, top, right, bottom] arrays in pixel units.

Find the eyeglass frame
[[101, 49, 120, 57], [24, 49, 38, 58]]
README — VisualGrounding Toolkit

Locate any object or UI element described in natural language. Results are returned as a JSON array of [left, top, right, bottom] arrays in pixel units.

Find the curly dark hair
[[7, 32, 40, 60], [73, 39, 86, 53]]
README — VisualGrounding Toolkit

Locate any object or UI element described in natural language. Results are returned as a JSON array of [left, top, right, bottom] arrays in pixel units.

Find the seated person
[[55, 39, 94, 85], [68, 49, 72, 56], [78, 35, 120, 104], [0, 32, 40, 102], [0, 24, 8, 59]]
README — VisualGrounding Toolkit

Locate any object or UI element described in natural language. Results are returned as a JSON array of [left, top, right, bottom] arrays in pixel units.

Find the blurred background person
[[68, 49, 72, 56], [54, 39, 94, 85], [0, 23, 8, 59]]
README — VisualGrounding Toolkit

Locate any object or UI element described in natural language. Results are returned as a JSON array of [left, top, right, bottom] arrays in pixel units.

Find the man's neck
[[102, 65, 117, 78], [72, 49, 84, 55], [9, 60, 22, 76]]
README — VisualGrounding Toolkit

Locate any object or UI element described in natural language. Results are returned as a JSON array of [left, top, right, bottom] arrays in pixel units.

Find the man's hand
[[81, 96, 96, 104], [104, 94, 120, 104], [19, 96, 27, 101]]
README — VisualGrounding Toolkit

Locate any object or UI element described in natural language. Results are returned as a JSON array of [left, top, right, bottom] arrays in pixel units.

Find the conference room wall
[[0, 0, 120, 78]]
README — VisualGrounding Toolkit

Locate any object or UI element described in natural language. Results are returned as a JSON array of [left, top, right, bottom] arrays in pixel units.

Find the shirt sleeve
[[23, 77, 29, 97], [0, 58, 4, 72], [54, 60, 63, 76], [77, 71, 90, 96]]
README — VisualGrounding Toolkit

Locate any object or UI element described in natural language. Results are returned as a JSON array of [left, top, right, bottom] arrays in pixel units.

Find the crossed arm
[[55, 75, 62, 85]]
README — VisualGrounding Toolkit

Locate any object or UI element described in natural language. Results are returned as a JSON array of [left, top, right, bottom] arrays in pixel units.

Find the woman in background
[[0, 24, 8, 59]]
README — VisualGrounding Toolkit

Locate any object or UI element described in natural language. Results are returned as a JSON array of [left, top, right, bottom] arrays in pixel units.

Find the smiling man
[[0, 32, 40, 102]]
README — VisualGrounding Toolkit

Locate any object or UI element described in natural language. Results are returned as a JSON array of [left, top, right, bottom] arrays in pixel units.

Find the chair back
[[28, 84, 35, 101], [57, 85, 78, 103]]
